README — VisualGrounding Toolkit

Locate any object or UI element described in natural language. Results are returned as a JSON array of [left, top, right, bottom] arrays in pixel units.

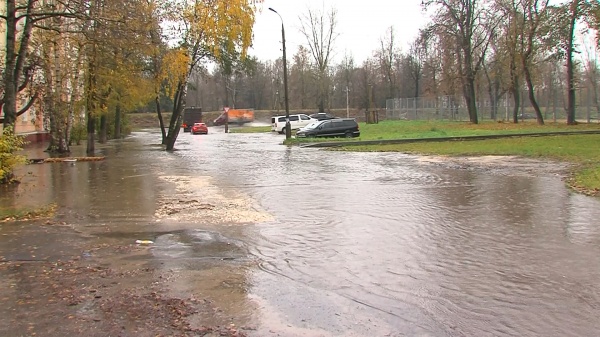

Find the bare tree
[[289, 46, 314, 109], [407, 31, 427, 98], [519, 0, 550, 125], [299, 5, 338, 112], [423, 0, 495, 124], [581, 35, 600, 116], [377, 26, 398, 99], [495, 0, 525, 122]]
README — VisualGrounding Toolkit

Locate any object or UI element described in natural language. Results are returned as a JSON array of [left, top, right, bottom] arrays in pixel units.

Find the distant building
[[0, 1, 48, 142]]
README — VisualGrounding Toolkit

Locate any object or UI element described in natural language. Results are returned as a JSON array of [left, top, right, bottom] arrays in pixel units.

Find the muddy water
[[4, 128, 600, 336]]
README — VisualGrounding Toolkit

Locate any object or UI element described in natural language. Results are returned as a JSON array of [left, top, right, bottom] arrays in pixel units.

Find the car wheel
[[345, 131, 353, 138], [281, 127, 286, 135]]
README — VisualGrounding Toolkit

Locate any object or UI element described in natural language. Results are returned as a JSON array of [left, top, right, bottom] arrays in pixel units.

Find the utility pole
[[345, 86, 350, 118], [269, 8, 291, 140]]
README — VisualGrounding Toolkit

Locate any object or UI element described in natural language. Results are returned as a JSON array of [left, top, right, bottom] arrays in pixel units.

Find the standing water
[[3, 128, 600, 337]]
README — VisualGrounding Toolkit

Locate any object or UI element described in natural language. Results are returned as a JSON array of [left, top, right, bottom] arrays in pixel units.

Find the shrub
[[0, 126, 28, 184], [70, 122, 86, 145]]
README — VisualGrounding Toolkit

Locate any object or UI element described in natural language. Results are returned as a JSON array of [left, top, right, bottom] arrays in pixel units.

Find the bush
[[0, 126, 28, 184], [70, 122, 86, 145]]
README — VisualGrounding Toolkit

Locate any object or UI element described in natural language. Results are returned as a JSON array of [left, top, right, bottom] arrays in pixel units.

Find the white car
[[271, 114, 316, 134]]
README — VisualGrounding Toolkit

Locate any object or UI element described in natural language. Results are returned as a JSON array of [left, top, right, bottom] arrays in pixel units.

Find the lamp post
[[345, 86, 350, 118], [269, 7, 291, 140]]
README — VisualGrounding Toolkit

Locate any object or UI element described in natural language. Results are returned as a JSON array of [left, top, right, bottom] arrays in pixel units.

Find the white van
[[271, 114, 315, 134]]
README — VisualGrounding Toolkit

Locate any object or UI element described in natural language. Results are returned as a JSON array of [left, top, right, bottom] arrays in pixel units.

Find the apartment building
[[0, 1, 48, 142]]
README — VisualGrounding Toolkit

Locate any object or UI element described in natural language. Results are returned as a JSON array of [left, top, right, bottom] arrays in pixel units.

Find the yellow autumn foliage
[[183, 0, 259, 59], [155, 0, 261, 100], [160, 48, 191, 98]]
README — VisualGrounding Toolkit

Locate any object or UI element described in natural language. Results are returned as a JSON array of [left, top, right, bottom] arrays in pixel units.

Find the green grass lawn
[[228, 126, 271, 133], [288, 119, 600, 143]]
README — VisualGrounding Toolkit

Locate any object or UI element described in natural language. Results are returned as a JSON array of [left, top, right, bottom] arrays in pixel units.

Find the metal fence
[[386, 88, 600, 123]]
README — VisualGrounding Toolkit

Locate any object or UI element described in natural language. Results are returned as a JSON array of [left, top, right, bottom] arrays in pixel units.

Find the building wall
[[0, 1, 47, 141]]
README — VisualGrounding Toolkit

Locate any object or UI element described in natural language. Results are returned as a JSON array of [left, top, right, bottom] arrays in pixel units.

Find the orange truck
[[213, 109, 254, 126]]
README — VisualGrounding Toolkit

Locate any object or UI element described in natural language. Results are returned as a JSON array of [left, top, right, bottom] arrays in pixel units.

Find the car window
[[300, 115, 310, 120], [305, 121, 324, 129], [278, 117, 286, 122], [342, 120, 356, 127], [321, 121, 333, 129], [289, 115, 299, 122], [271, 117, 275, 123]]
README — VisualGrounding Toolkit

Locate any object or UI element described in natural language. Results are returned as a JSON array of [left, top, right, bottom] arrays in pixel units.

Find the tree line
[[1, 0, 259, 153], [1, 0, 599, 154], [190, 1, 600, 125]]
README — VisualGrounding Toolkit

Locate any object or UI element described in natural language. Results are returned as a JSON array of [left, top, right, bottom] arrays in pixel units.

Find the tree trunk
[[524, 65, 544, 125], [566, 0, 579, 125], [512, 87, 520, 123], [483, 64, 496, 120], [65, 46, 84, 150], [465, 80, 478, 124], [86, 56, 97, 155], [87, 114, 96, 155], [155, 96, 167, 144], [414, 76, 420, 100], [99, 114, 107, 143], [3, 0, 18, 130], [318, 71, 325, 113], [459, 38, 478, 124], [165, 82, 186, 151], [114, 104, 121, 139]]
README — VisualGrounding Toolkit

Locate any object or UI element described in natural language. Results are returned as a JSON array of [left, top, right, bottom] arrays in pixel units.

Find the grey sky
[[250, 0, 429, 64]]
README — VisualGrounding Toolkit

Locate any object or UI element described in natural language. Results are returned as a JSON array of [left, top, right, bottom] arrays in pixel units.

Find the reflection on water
[[4, 130, 600, 336]]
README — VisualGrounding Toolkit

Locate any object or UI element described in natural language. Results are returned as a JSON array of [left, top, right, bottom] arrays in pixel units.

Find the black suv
[[309, 113, 338, 121], [296, 118, 360, 138]]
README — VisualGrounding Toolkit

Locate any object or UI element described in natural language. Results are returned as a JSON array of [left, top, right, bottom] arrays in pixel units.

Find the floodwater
[[3, 126, 600, 336]]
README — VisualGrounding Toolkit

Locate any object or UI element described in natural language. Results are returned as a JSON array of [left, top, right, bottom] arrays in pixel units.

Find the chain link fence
[[386, 87, 600, 123]]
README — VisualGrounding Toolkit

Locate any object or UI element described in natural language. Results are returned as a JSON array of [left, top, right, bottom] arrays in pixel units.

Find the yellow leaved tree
[[156, 0, 262, 150]]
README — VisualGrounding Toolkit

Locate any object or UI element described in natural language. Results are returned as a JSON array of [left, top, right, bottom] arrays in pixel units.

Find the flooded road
[[3, 127, 600, 336]]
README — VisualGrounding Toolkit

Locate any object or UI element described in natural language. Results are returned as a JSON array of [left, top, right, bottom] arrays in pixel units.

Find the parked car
[[309, 112, 338, 121], [271, 114, 316, 134], [296, 118, 360, 138], [191, 122, 208, 135]]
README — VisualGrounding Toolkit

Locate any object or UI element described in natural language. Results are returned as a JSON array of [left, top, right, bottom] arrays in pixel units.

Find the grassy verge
[[0, 204, 57, 222], [284, 120, 600, 144], [228, 126, 271, 133]]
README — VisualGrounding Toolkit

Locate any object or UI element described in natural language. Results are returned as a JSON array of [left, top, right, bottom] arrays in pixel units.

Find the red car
[[191, 122, 208, 135]]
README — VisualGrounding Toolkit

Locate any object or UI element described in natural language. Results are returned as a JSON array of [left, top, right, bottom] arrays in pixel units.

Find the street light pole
[[269, 7, 291, 140], [345, 86, 349, 118]]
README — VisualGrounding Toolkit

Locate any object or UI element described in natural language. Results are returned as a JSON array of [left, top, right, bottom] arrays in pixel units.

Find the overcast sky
[[250, 0, 430, 65]]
